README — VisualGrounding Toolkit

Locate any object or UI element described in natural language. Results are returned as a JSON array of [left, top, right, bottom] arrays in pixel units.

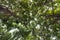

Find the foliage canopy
[[0, 0, 60, 40]]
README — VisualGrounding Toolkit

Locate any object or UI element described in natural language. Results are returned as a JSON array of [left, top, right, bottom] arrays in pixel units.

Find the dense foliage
[[0, 0, 60, 40]]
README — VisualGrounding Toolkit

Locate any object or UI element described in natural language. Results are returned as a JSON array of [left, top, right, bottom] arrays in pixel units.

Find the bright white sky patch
[[2, 24, 7, 28], [48, 28, 53, 32], [49, 7, 52, 10], [52, 37, 56, 40], [9, 28, 19, 33], [36, 24, 40, 29], [30, 12, 32, 16], [51, 36, 56, 40], [6, 1, 9, 3], [34, 18, 37, 21], [29, 0, 33, 2], [9, 28, 19, 38], [54, 3, 58, 6], [30, 20, 33, 24], [18, 23, 21, 26]]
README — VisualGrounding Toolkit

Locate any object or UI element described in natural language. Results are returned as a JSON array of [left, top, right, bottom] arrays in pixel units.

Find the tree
[[0, 0, 60, 40]]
